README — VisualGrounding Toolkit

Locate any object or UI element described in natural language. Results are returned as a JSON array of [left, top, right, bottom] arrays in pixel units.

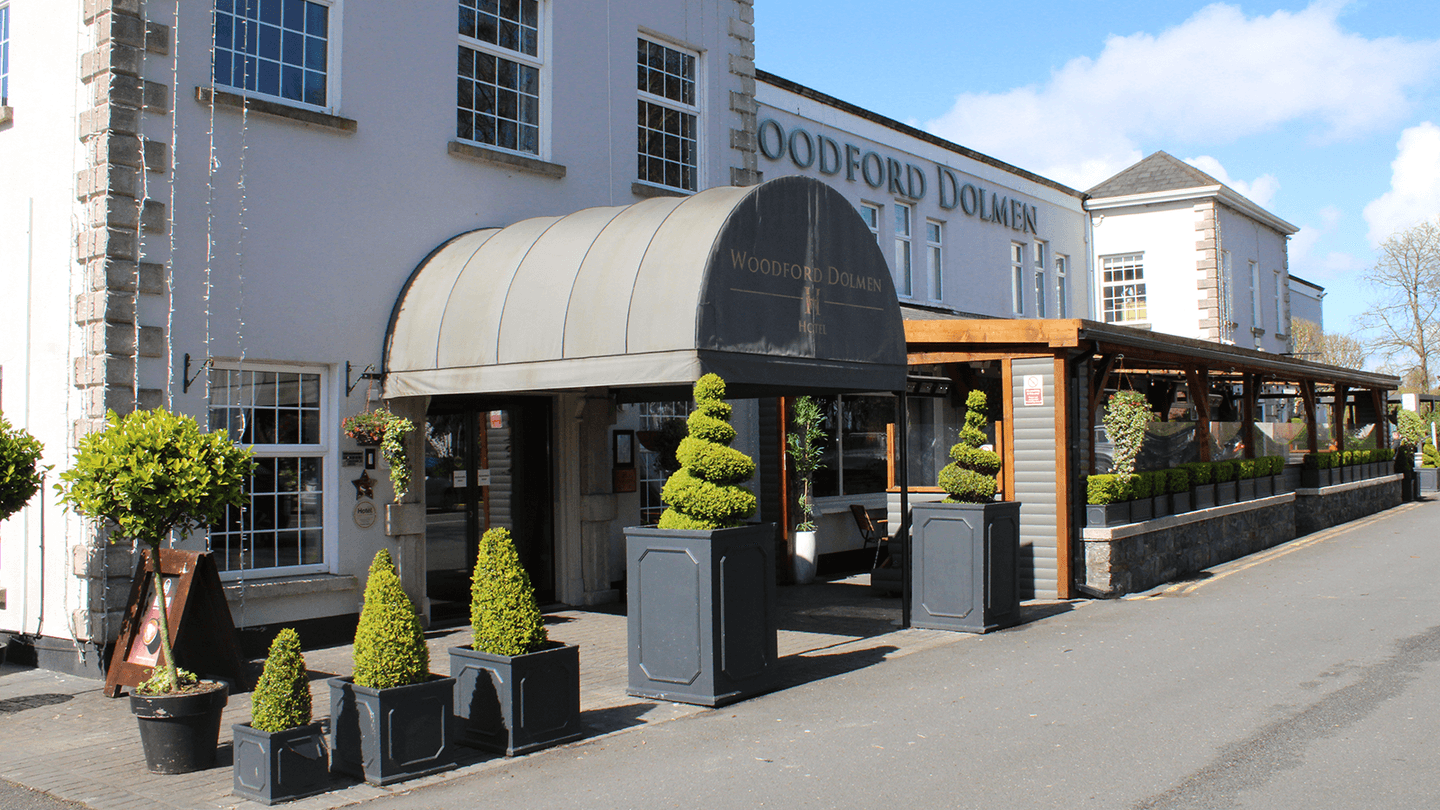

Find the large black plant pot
[[911, 501, 1021, 634], [328, 676, 456, 785], [625, 523, 777, 707], [450, 642, 582, 756], [130, 682, 229, 774], [232, 721, 329, 805]]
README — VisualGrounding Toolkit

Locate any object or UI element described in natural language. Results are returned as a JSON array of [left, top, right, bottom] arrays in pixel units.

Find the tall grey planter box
[[1237, 478, 1256, 501], [1419, 468, 1439, 492], [1193, 484, 1216, 511], [625, 523, 778, 707], [449, 643, 582, 757], [232, 722, 329, 805], [1255, 476, 1273, 498], [910, 501, 1021, 634], [328, 676, 456, 785], [1151, 494, 1171, 519], [1216, 480, 1238, 505]]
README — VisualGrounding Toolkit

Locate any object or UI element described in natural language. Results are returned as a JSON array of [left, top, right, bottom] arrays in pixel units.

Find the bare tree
[[1289, 318, 1370, 369], [1359, 219, 1440, 393]]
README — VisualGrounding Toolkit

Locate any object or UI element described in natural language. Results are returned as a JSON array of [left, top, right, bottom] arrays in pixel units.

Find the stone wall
[[1294, 475, 1402, 536]]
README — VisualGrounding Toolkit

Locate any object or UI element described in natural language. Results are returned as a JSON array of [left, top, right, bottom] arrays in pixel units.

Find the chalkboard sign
[[104, 549, 246, 697]]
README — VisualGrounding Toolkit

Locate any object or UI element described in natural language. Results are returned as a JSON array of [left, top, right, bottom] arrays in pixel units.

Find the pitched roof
[[1086, 151, 1223, 198]]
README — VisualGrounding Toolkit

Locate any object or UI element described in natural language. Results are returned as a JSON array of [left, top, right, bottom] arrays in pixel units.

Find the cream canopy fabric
[[383, 176, 907, 399]]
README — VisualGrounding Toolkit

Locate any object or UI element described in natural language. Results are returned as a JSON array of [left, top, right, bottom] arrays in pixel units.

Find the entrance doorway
[[425, 397, 555, 623]]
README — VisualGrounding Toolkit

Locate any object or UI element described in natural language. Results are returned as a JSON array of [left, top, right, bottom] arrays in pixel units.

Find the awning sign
[[1024, 375, 1044, 406]]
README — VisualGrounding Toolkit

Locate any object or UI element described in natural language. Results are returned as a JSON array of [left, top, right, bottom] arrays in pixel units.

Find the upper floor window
[[1, 4, 10, 106], [1010, 242, 1025, 315], [893, 203, 913, 297], [1274, 270, 1286, 335], [1249, 260, 1262, 329], [1033, 240, 1048, 318], [1055, 254, 1069, 318], [637, 37, 698, 191], [860, 202, 880, 239], [925, 221, 943, 301], [459, 0, 541, 155], [1101, 253, 1146, 323], [213, 0, 332, 109]]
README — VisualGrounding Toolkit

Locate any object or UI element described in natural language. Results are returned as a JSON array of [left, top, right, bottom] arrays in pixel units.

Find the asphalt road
[[0, 780, 84, 810], [362, 499, 1440, 810]]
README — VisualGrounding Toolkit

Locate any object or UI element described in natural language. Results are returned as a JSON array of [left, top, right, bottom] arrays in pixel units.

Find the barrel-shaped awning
[[383, 176, 907, 399]]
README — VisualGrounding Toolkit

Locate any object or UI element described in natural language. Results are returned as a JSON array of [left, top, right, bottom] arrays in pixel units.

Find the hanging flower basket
[[342, 409, 415, 499], [342, 411, 391, 446]]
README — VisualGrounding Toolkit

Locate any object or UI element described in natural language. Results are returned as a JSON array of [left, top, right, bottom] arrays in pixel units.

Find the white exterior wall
[[1290, 278, 1324, 330], [1, 0, 754, 651], [1215, 204, 1290, 352], [756, 81, 1090, 321], [1089, 201, 1203, 337]]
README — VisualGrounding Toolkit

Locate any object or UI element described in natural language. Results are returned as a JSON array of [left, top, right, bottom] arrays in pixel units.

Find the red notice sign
[[1023, 375, 1044, 406]]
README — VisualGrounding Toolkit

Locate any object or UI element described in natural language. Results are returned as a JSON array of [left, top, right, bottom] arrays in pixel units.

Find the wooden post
[[1299, 381, 1318, 455], [1185, 367, 1213, 462], [1001, 358, 1015, 502], [1242, 373, 1257, 459], [1371, 389, 1389, 449], [1335, 385, 1349, 452]]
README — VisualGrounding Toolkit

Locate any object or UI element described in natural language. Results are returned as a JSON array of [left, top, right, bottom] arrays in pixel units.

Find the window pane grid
[[212, 0, 328, 107], [1011, 242, 1025, 315], [459, 0, 538, 57], [636, 38, 697, 191], [893, 204, 912, 297], [1055, 255, 1069, 318], [458, 45, 540, 154], [1101, 254, 1146, 323], [925, 221, 942, 301]]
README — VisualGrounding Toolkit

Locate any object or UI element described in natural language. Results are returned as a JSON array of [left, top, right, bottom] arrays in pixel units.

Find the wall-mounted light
[[905, 374, 952, 397]]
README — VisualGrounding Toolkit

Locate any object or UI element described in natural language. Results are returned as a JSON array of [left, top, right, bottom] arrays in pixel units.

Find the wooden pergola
[[902, 318, 1400, 599]]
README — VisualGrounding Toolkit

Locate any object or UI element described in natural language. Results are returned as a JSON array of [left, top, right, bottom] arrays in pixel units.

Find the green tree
[[657, 374, 757, 530], [1104, 390, 1155, 482], [251, 628, 312, 732], [1358, 220, 1440, 392], [937, 390, 1001, 503], [470, 527, 547, 657], [0, 413, 45, 522], [785, 396, 826, 531], [56, 409, 252, 693], [352, 549, 430, 689]]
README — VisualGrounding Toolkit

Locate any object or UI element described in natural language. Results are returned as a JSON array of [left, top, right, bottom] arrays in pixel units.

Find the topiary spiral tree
[[352, 549, 430, 690], [470, 527, 547, 657], [251, 628, 312, 733], [937, 390, 1002, 503], [657, 374, 758, 530]]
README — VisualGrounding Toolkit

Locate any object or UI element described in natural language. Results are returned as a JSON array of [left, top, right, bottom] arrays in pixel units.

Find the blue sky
[[755, 0, 1440, 369]]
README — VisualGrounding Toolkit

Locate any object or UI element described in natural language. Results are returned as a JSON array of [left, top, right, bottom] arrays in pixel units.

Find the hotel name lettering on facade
[[757, 118, 1040, 234], [729, 248, 888, 337]]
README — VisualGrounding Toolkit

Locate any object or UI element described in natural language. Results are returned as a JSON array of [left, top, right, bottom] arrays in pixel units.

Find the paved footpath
[[0, 572, 966, 810]]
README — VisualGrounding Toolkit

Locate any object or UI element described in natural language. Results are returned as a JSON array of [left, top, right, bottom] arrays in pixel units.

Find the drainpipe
[[899, 389, 911, 629]]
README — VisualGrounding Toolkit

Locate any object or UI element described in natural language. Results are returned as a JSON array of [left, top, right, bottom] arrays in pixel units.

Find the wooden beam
[[1001, 358, 1015, 502], [1053, 354, 1073, 600], [1335, 384, 1349, 452], [904, 318, 1083, 348], [1299, 381, 1318, 454], [907, 350, 1054, 365], [1185, 367, 1212, 462]]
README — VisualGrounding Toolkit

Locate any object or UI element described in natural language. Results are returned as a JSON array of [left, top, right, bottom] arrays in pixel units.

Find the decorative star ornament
[[352, 470, 375, 500]]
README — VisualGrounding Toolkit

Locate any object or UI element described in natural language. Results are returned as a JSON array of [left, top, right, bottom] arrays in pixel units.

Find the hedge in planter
[[451, 527, 581, 756], [1085, 474, 1130, 527], [329, 550, 454, 785], [234, 629, 329, 805]]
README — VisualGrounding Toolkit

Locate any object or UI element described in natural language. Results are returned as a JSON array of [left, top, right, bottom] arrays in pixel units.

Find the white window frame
[[1033, 240, 1048, 318], [925, 220, 943, 301], [860, 201, 881, 241], [1101, 252, 1147, 324], [1, 2, 10, 107], [1274, 270, 1286, 336], [636, 34, 700, 192], [211, 0, 342, 115], [1010, 242, 1025, 315], [1249, 260, 1262, 330], [458, 0, 546, 158], [893, 203, 913, 297], [207, 362, 333, 580], [1055, 254, 1069, 318]]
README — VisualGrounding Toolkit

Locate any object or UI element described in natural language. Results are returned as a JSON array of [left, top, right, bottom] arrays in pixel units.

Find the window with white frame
[[859, 202, 880, 240], [208, 366, 326, 574], [1, 3, 10, 106], [893, 203, 913, 297], [213, 0, 332, 109], [925, 220, 943, 300], [1055, 254, 1069, 318], [1033, 240, 1047, 317], [810, 395, 896, 498], [1274, 270, 1286, 335], [458, 0, 541, 155], [1010, 242, 1025, 315], [1101, 253, 1146, 323], [637, 36, 697, 191], [1249, 260, 1262, 329]]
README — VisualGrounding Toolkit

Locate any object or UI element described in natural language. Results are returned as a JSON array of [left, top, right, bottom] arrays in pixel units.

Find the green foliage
[[135, 667, 199, 696], [1166, 467, 1191, 494], [1103, 391, 1154, 483], [343, 409, 415, 499], [1424, 443, 1439, 468], [1086, 474, 1124, 505], [786, 396, 826, 532], [352, 550, 430, 689], [1317, 452, 1334, 470], [1303, 453, 1319, 470], [937, 390, 1001, 504], [1129, 471, 1153, 500], [1214, 460, 1237, 482], [658, 375, 757, 530], [1183, 462, 1213, 486], [1267, 455, 1285, 476], [1237, 459, 1258, 480], [470, 528, 547, 657], [251, 628, 312, 732], [1398, 408, 1427, 448], [0, 413, 46, 522], [57, 409, 253, 548]]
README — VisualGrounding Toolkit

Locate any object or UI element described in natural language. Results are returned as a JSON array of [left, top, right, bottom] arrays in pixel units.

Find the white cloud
[[1362, 121, 1440, 245], [1183, 155, 1279, 207], [923, 1, 1440, 189]]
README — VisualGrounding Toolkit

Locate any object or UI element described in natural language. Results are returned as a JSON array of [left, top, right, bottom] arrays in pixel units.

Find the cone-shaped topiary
[[657, 374, 758, 530], [470, 527, 547, 657], [352, 549, 430, 689], [251, 628, 312, 732], [937, 390, 1002, 503]]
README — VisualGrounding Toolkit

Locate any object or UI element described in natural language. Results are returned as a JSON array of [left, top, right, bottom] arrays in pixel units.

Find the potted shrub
[[624, 374, 776, 707], [0, 412, 46, 523], [1186, 462, 1216, 510], [785, 395, 826, 584], [1214, 460, 1238, 505], [342, 408, 415, 499], [233, 628, 329, 805], [1148, 470, 1172, 518], [329, 549, 455, 785], [910, 389, 1021, 634], [1269, 455, 1289, 494], [1085, 474, 1129, 527], [1236, 459, 1258, 500], [1128, 469, 1153, 522], [1301, 452, 1321, 488], [1253, 458, 1273, 498], [1167, 467, 1192, 514], [450, 527, 581, 756], [56, 408, 252, 774], [1318, 451, 1335, 487]]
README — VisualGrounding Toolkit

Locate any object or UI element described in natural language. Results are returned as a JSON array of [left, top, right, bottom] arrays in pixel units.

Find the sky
[[755, 0, 1440, 371]]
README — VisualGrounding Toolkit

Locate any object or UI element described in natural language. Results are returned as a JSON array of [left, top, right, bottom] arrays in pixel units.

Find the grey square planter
[[1193, 484, 1216, 511], [1420, 468, 1439, 492], [1151, 494, 1171, 519], [1255, 476, 1273, 498], [910, 501, 1021, 634], [328, 676, 456, 785], [1237, 478, 1256, 501], [1170, 490, 1193, 514], [449, 642, 581, 757], [1216, 480, 1238, 505], [1271, 474, 1288, 494], [232, 722, 329, 805], [625, 523, 778, 707], [1085, 502, 1130, 527], [1130, 497, 1152, 522]]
